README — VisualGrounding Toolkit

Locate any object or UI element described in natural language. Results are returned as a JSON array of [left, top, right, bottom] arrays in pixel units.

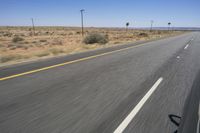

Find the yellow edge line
[[0, 43, 147, 81]]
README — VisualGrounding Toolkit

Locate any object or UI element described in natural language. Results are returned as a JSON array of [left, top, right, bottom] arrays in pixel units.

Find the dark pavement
[[0, 32, 199, 133]]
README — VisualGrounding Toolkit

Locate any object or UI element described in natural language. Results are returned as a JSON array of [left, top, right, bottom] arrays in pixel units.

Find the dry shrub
[[0, 44, 4, 48], [40, 39, 47, 42], [138, 33, 149, 37], [83, 33, 109, 44], [32, 41, 37, 44], [7, 43, 29, 50], [52, 39, 63, 45], [12, 36, 24, 43], [76, 31, 81, 35]]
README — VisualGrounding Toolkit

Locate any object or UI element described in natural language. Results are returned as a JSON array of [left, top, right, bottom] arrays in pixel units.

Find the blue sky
[[0, 0, 199, 27]]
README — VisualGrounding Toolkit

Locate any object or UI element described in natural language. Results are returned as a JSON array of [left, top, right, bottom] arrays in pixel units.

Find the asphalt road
[[0, 32, 199, 133]]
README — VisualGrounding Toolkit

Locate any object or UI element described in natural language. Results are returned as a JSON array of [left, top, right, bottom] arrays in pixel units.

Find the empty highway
[[0, 32, 200, 133]]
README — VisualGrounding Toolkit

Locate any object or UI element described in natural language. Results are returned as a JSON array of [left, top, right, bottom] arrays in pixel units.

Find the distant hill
[[134, 27, 200, 31]]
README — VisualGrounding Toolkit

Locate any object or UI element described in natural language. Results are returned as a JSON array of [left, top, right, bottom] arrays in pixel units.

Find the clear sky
[[0, 0, 199, 27]]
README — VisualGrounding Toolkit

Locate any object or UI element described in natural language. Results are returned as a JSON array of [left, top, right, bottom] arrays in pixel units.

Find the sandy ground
[[0, 27, 184, 66]]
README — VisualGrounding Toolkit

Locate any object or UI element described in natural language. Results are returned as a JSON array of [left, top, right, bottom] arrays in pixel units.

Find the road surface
[[0, 32, 199, 133]]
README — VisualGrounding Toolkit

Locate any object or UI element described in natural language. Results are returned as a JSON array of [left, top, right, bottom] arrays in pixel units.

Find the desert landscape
[[0, 26, 183, 66]]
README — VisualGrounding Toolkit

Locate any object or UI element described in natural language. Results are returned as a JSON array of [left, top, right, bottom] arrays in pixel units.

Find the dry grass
[[0, 54, 23, 63], [0, 26, 184, 65], [49, 48, 65, 55], [35, 51, 50, 57]]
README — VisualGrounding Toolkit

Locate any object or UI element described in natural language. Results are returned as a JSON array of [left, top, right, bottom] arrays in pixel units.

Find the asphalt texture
[[0, 32, 199, 133]]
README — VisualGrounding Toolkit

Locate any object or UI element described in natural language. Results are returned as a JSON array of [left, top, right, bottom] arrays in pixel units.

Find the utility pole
[[126, 22, 130, 32], [150, 20, 154, 32], [31, 18, 35, 36], [80, 9, 85, 36], [168, 22, 171, 31]]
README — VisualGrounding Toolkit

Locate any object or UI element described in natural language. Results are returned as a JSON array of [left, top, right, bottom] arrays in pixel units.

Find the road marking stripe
[[184, 44, 189, 49], [197, 102, 200, 133], [114, 77, 163, 133], [0, 43, 148, 81]]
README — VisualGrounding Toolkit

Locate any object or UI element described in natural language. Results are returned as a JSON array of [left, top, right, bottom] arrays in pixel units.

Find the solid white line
[[113, 77, 163, 133], [184, 44, 189, 49], [197, 102, 200, 133]]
